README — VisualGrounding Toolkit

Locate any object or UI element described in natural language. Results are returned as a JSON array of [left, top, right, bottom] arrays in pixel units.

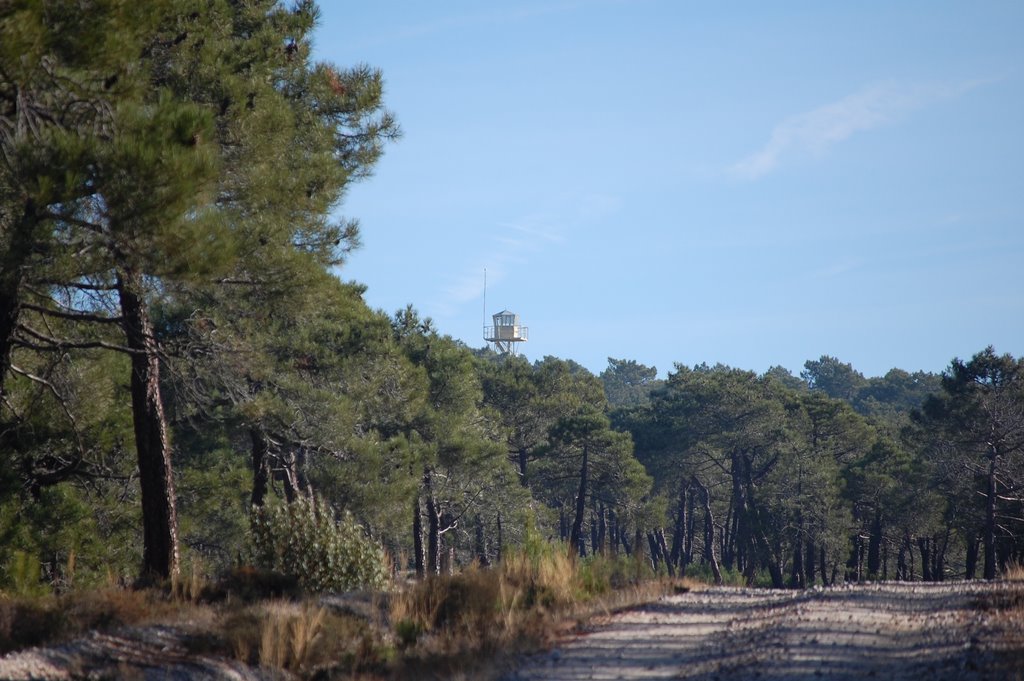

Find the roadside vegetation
[[0, 539, 689, 680]]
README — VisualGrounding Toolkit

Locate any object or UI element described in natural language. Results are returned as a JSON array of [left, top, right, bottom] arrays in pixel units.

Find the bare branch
[[17, 322, 142, 355], [21, 302, 123, 324]]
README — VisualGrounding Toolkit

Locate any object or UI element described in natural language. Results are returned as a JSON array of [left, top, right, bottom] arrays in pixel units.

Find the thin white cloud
[[435, 191, 622, 316], [499, 220, 567, 245], [730, 78, 990, 180], [436, 220, 555, 313]]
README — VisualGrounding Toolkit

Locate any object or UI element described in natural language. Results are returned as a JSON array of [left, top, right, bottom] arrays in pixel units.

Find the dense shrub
[[249, 496, 388, 593]]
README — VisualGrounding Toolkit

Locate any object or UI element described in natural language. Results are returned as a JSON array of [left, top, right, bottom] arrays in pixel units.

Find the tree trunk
[[278, 451, 302, 503], [790, 510, 805, 589], [474, 516, 490, 567], [496, 512, 503, 564], [790, 532, 805, 589], [867, 510, 882, 578], [934, 529, 949, 582], [568, 442, 589, 557], [647, 532, 661, 571], [426, 493, 442, 576], [918, 537, 932, 581], [118, 267, 179, 581], [0, 200, 36, 402], [805, 536, 816, 587], [249, 428, 271, 507], [413, 496, 425, 578], [670, 481, 688, 571], [619, 525, 632, 556], [693, 477, 722, 585], [684, 489, 696, 567], [819, 545, 828, 586], [656, 528, 673, 577], [723, 502, 737, 571], [517, 447, 528, 487], [608, 508, 618, 557], [965, 533, 979, 580], [596, 504, 607, 556], [984, 449, 998, 580]]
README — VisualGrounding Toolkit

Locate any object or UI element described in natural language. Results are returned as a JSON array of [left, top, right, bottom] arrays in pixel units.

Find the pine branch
[[21, 302, 123, 324], [16, 322, 143, 355], [9, 363, 87, 459]]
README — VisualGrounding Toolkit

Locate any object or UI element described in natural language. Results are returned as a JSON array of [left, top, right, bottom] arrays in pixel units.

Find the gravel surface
[[0, 625, 290, 681], [504, 581, 1024, 681]]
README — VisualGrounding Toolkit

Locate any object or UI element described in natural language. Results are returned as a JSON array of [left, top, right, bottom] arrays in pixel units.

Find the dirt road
[[505, 581, 1024, 681]]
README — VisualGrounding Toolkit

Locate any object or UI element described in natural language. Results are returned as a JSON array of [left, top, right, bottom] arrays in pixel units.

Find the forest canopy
[[2, 2, 1023, 592]]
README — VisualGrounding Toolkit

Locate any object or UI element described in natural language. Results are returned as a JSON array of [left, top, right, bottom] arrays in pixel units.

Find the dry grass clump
[[220, 598, 388, 678], [0, 586, 187, 655], [1002, 561, 1024, 582], [389, 546, 680, 659]]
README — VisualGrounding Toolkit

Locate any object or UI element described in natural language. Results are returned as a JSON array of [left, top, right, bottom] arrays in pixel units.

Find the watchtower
[[484, 310, 528, 355]]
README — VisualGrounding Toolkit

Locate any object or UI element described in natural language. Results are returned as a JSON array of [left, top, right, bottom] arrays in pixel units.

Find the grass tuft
[[1002, 561, 1024, 582]]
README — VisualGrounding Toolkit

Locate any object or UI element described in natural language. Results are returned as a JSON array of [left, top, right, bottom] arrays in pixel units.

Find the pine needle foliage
[[249, 496, 387, 593]]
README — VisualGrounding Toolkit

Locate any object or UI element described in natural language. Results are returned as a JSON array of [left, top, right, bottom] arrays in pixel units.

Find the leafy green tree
[[801, 355, 868, 402], [917, 347, 1024, 579], [600, 357, 661, 409], [541, 409, 649, 556], [1, 0, 399, 581], [395, 309, 523, 575], [856, 368, 941, 419], [786, 392, 871, 586]]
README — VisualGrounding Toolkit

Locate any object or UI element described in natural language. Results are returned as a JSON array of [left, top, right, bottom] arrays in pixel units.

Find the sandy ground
[[504, 581, 1024, 681]]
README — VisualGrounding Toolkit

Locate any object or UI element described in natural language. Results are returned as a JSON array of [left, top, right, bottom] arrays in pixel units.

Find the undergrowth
[[0, 544, 697, 680], [384, 541, 696, 680]]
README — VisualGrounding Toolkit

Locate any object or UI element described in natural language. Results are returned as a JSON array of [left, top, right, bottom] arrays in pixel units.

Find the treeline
[[613, 353, 1024, 585], [2, 2, 1023, 592]]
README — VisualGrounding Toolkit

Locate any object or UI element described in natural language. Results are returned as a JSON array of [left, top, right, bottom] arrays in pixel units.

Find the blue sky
[[314, 1, 1023, 379]]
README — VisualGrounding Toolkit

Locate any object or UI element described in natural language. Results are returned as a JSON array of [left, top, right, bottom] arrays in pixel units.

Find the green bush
[[249, 496, 387, 593]]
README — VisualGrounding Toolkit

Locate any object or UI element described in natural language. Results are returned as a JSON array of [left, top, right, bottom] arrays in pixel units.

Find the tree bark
[[496, 512, 503, 564], [804, 536, 816, 587], [656, 528, 673, 577], [426, 492, 442, 576], [608, 508, 618, 557], [413, 496, 425, 578], [984, 449, 998, 579], [693, 476, 722, 585], [790, 509, 805, 589], [965, 533, 979, 580], [819, 545, 828, 586], [684, 489, 696, 567], [117, 267, 179, 581], [421, 466, 448, 577], [249, 428, 271, 507], [0, 200, 37, 402], [568, 441, 589, 557], [670, 481, 688, 572], [918, 537, 932, 581], [867, 510, 882, 578], [475, 516, 490, 567]]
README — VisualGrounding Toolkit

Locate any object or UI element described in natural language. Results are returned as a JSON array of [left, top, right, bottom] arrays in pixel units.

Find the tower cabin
[[484, 310, 528, 355]]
